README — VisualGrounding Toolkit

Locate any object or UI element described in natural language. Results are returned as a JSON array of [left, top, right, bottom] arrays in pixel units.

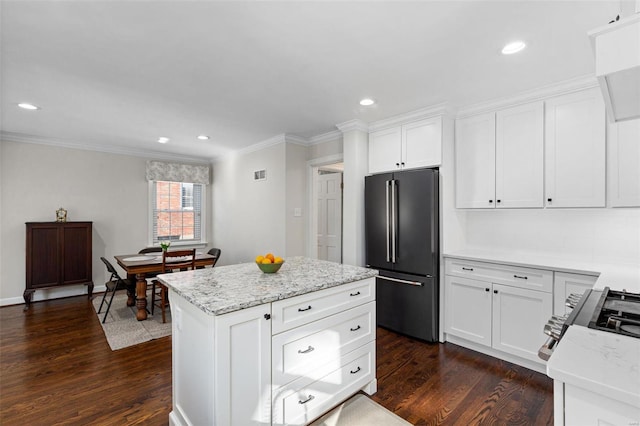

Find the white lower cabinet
[[561, 383, 640, 426], [553, 272, 598, 315], [169, 278, 376, 426], [444, 258, 553, 366]]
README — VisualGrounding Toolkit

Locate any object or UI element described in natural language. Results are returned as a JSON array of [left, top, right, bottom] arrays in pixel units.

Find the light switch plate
[[293, 208, 302, 217]]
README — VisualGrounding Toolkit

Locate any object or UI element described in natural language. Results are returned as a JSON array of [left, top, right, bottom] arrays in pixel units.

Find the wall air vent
[[254, 169, 267, 181]]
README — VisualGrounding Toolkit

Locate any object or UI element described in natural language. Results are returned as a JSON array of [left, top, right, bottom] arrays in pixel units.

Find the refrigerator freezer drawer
[[376, 273, 438, 342]]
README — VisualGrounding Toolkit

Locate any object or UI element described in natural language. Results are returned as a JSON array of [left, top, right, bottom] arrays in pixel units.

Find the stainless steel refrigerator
[[365, 167, 439, 342]]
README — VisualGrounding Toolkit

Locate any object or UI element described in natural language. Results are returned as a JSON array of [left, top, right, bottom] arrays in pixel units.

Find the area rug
[[92, 291, 171, 351], [309, 394, 411, 426]]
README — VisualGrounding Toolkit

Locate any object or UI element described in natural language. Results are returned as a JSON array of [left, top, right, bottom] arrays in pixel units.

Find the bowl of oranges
[[255, 253, 284, 273]]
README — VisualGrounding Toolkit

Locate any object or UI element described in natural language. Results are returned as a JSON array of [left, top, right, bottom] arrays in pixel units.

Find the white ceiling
[[0, 1, 623, 161]]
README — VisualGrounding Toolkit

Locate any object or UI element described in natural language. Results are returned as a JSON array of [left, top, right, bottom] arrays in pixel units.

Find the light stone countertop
[[443, 249, 640, 292], [157, 256, 378, 316], [547, 325, 640, 408], [443, 248, 640, 407]]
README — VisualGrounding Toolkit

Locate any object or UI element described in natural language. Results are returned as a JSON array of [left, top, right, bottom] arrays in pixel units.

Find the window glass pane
[[152, 181, 202, 243]]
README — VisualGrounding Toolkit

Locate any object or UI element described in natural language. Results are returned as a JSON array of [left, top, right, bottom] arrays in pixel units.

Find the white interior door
[[317, 172, 343, 263]]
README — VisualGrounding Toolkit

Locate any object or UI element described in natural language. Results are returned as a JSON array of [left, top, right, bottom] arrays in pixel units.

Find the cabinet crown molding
[[368, 103, 452, 132], [336, 119, 369, 133], [456, 75, 599, 119]]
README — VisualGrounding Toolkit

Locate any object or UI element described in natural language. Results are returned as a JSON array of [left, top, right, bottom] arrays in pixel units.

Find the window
[[150, 181, 204, 244]]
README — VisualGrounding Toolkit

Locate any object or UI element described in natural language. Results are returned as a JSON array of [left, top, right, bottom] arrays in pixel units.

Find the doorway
[[307, 157, 344, 263]]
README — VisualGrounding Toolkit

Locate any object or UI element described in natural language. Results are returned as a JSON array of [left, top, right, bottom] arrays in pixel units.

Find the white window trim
[[147, 181, 207, 248]]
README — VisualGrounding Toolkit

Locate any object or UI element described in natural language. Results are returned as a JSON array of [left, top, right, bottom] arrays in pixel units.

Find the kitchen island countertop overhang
[[157, 256, 379, 316]]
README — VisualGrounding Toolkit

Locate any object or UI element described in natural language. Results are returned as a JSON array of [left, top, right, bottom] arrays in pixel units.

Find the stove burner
[[620, 324, 640, 336]]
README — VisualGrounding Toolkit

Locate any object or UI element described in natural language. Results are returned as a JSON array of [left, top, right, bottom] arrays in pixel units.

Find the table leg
[[126, 273, 136, 306], [135, 273, 148, 321]]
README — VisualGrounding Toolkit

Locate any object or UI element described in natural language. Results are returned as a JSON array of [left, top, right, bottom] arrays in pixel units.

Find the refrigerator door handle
[[391, 179, 397, 263], [385, 180, 391, 263], [378, 275, 423, 286]]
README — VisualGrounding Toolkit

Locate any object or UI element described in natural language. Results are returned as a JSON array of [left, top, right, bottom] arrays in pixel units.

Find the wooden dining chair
[[152, 249, 196, 323]]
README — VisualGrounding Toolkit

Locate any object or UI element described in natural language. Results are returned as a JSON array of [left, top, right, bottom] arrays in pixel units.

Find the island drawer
[[272, 278, 375, 334], [272, 341, 375, 426], [272, 301, 375, 388], [445, 258, 552, 293]]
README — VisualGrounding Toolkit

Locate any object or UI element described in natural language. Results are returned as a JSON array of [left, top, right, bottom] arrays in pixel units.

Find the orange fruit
[[274, 256, 283, 264], [265, 253, 275, 262], [255, 255, 265, 263], [261, 258, 272, 264]]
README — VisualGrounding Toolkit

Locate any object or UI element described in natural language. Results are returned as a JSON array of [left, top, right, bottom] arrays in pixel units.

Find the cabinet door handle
[[497, 199, 501, 203], [350, 325, 361, 332], [395, 162, 400, 167], [485, 288, 490, 292], [264, 313, 271, 320], [298, 394, 315, 405], [298, 345, 315, 354], [489, 200, 493, 203], [401, 162, 405, 166], [298, 305, 312, 312], [514, 275, 528, 280], [547, 198, 552, 202], [350, 366, 361, 374], [462, 267, 474, 271], [350, 291, 361, 297], [494, 290, 498, 294]]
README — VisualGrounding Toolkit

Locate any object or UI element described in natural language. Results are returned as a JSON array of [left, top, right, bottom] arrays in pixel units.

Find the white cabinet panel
[[564, 384, 640, 426], [492, 283, 552, 363], [455, 112, 496, 208], [495, 101, 544, 208], [553, 272, 598, 315], [369, 117, 443, 174], [214, 304, 272, 426], [610, 118, 640, 207], [545, 88, 606, 208], [444, 275, 492, 346], [368, 127, 402, 174], [402, 117, 442, 169]]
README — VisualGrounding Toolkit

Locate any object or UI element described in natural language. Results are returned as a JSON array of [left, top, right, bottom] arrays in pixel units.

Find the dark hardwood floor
[[0, 295, 553, 425]]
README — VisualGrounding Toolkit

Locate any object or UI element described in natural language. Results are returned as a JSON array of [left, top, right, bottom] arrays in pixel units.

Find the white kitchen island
[[158, 257, 379, 426]]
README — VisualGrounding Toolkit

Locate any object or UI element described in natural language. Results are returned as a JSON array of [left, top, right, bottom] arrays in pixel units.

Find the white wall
[[464, 208, 640, 265], [0, 140, 213, 305], [212, 143, 288, 265], [285, 143, 307, 257]]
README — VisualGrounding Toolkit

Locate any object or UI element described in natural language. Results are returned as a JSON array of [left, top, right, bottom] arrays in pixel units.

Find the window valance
[[145, 161, 210, 185]]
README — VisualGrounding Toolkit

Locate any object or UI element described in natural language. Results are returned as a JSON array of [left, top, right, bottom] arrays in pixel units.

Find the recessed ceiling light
[[197, 135, 209, 140], [158, 137, 170, 144], [359, 98, 375, 106], [502, 41, 526, 55], [18, 103, 40, 110]]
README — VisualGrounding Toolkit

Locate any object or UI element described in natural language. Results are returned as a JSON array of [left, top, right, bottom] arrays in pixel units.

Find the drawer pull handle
[[350, 325, 361, 332], [462, 267, 474, 271], [298, 394, 315, 405], [350, 366, 361, 374], [350, 291, 361, 296], [298, 305, 312, 312], [298, 346, 315, 354], [513, 275, 528, 280]]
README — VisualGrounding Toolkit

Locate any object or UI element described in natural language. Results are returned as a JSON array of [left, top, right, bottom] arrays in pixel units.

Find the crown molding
[[0, 131, 210, 163], [456, 75, 599, 118], [336, 119, 369, 133], [309, 129, 342, 145], [368, 103, 453, 132]]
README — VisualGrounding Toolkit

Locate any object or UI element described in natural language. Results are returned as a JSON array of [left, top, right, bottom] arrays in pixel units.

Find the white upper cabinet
[[545, 88, 606, 208], [369, 117, 442, 174], [455, 102, 543, 209], [609, 118, 640, 207], [455, 112, 496, 208], [496, 102, 544, 208]]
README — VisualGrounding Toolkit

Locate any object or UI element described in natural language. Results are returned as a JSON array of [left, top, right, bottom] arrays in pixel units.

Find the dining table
[[115, 251, 217, 320]]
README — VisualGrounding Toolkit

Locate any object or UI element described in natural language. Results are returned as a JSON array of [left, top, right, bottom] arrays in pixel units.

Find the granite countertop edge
[[158, 257, 378, 316]]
